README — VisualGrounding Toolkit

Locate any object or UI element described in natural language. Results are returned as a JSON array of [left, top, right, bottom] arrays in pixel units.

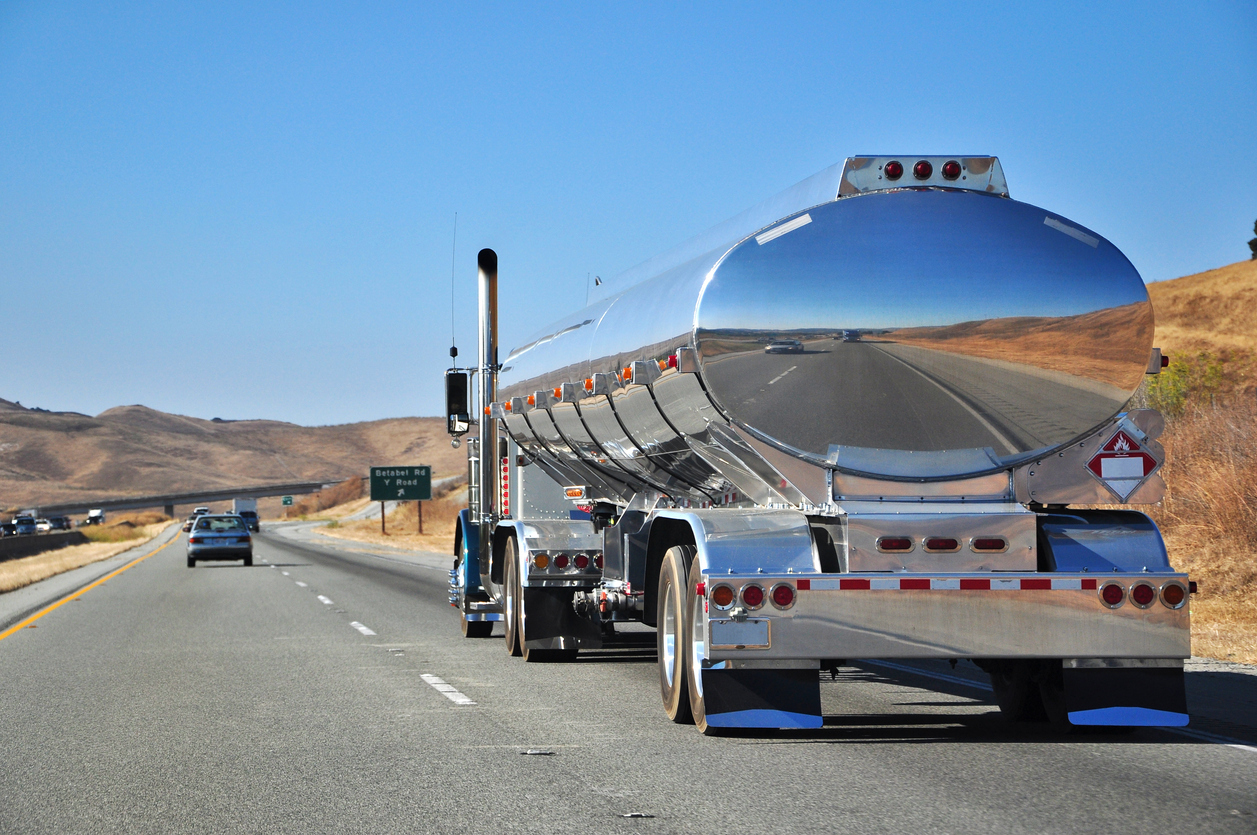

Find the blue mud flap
[[701, 668, 823, 730], [457, 510, 483, 594], [1063, 664, 1189, 727]]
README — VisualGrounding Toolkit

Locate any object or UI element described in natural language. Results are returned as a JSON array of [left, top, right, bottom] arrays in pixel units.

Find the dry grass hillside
[[1138, 259, 1257, 663], [0, 401, 465, 510]]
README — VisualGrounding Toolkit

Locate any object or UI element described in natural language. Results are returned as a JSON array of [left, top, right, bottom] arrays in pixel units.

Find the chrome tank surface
[[499, 173, 1153, 494]]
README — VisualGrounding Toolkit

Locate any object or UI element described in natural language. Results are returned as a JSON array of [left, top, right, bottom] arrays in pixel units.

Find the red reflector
[[574, 554, 589, 570], [971, 537, 1006, 551], [840, 578, 870, 590], [913, 160, 933, 180], [1161, 355, 1170, 368], [1082, 578, 1097, 590], [771, 585, 795, 608], [594, 555, 603, 569], [667, 354, 678, 368], [554, 554, 570, 569], [1101, 583, 1124, 606], [741, 585, 765, 608], [878, 536, 912, 552], [960, 578, 990, 590], [796, 579, 810, 590], [695, 582, 706, 597], [924, 537, 959, 551], [1189, 581, 1198, 594], [1131, 583, 1156, 606], [1020, 578, 1052, 590], [900, 578, 930, 590], [884, 160, 904, 180], [941, 160, 961, 180]]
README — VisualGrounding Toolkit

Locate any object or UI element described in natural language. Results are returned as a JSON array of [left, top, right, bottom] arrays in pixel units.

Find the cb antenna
[[449, 212, 458, 365]]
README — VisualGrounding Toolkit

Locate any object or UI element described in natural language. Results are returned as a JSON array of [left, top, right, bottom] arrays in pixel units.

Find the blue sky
[[2, 2, 1253, 425]]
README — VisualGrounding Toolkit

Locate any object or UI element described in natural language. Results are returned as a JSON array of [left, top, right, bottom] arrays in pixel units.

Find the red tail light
[[1100, 582, 1125, 607], [188, 536, 200, 544], [877, 536, 913, 552], [594, 555, 604, 569], [924, 537, 959, 552], [913, 160, 933, 180], [741, 584, 765, 609], [574, 554, 589, 570], [884, 160, 904, 180], [770, 584, 795, 609], [971, 537, 1007, 552], [941, 160, 961, 180], [1130, 582, 1156, 607], [554, 554, 570, 570]]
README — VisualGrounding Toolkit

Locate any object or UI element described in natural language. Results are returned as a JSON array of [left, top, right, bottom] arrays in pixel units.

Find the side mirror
[[445, 370, 470, 436]]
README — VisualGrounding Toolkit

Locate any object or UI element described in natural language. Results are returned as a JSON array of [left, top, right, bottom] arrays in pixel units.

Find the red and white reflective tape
[[796, 577, 1099, 591]]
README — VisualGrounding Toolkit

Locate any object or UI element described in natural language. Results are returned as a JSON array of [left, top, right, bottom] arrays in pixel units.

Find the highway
[[1, 524, 1255, 834], [702, 340, 1129, 464]]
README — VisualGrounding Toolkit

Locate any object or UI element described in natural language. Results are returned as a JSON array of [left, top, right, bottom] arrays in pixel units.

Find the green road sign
[[281, 496, 293, 506], [370, 466, 431, 501]]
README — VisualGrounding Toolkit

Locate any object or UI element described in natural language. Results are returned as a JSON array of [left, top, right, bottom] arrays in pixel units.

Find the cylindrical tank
[[498, 174, 1152, 500]]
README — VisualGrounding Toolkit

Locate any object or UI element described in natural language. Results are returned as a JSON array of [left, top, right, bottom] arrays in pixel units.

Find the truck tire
[[988, 661, 1048, 722], [503, 537, 523, 657], [657, 545, 694, 724], [685, 555, 718, 734]]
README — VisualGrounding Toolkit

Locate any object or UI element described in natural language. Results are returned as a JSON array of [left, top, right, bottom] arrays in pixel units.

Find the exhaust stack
[[477, 249, 499, 558]]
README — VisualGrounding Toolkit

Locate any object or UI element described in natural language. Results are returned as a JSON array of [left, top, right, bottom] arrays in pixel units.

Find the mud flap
[[1064, 664, 1189, 726], [522, 587, 603, 649], [701, 668, 823, 729]]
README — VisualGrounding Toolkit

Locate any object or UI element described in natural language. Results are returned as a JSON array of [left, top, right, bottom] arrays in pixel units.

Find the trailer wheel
[[988, 661, 1047, 722], [461, 616, 493, 638], [657, 546, 694, 724], [686, 555, 719, 734], [503, 537, 523, 657]]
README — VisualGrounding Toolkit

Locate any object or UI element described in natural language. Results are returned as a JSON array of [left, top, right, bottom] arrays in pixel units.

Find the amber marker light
[[527, 395, 535, 406], [710, 584, 735, 609], [584, 378, 593, 392], [533, 553, 550, 570]]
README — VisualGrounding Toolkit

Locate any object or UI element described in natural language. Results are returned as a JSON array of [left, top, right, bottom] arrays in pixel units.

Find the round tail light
[[1100, 582, 1125, 608], [1130, 582, 1156, 608], [533, 553, 550, 569], [574, 554, 589, 570], [770, 584, 795, 609], [941, 160, 962, 180], [594, 555, 604, 570], [1160, 582, 1186, 609], [741, 584, 765, 609], [913, 160, 933, 180], [884, 160, 904, 180], [710, 584, 735, 609], [554, 554, 569, 570]]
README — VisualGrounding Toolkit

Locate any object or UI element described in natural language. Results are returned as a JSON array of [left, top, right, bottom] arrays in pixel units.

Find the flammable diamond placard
[[1085, 429, 1159, 500]]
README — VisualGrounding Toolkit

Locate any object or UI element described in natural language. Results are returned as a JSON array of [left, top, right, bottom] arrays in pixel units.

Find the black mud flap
[[522, 587, 603, 649], [1064, 664, 1188, 726], [702, 668, 822, 730]]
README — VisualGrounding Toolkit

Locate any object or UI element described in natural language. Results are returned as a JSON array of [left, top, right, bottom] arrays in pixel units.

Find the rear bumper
[[703, 572, 1190, 661], [188, 546, 252, 560]]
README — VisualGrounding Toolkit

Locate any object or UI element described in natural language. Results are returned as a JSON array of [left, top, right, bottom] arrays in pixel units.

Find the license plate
[[709, 618, 770, 649]]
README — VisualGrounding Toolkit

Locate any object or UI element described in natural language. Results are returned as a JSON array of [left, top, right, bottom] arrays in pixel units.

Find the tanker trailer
[[446, 156, 1190, 734]]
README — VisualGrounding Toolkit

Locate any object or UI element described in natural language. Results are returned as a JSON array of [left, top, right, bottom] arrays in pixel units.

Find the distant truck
[[83, 509, 105, 526], [232, 498, 260, 532]]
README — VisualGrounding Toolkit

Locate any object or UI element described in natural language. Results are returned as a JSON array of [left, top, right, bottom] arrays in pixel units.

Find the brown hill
[[0, 402, 465, 510], [1147, 259, 1257, 395]]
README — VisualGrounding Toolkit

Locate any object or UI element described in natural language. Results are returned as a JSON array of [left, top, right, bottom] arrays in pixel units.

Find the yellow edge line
[[0, 525, 179, 642]]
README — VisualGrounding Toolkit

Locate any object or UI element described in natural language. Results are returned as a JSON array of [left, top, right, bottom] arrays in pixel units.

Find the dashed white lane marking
[[295, 581, 308, 587], [421, 673, 476, 706], [281, 571, 290, 576], [317, 595, 333, 605], [767, 365, 797, 385], [350, 621, 376, 636]]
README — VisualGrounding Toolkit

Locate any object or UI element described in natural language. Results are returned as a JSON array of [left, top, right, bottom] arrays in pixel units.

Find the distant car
[[1, 522, 16, 537], [182, 512, 201, 533], [764, 338, 804, 354], [237, 510, 260, 532], [13, 516, 37, 536], [186, 514, 252, 568], [48, 516, 72, 531], [193, 506, 211, 515]]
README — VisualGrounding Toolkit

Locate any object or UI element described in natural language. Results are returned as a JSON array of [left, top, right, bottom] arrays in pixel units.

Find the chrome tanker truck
[[445, 156, 1189, 733]]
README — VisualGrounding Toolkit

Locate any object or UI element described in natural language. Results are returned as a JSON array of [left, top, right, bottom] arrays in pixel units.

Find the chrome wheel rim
[[689, 587, 705, 698], [662, 579, 678, 686]]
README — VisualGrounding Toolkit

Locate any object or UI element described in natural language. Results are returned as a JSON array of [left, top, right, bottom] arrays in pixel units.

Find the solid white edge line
[[421, 673, 476, 706], [349, 621, 376, 636]]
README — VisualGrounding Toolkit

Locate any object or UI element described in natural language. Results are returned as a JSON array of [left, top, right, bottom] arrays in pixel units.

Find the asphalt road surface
[[702, 340, 1129, 463], [2, 523, 1255, 834]]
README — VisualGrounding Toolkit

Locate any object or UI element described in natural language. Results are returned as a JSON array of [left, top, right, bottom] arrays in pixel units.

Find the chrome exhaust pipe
[[477, 248, 499, 576]]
